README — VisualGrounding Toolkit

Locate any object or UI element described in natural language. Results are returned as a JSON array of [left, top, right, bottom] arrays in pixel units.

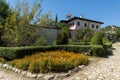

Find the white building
[[60, 13, 104, 31]]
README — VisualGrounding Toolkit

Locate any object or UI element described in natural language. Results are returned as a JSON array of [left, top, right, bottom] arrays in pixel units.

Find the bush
[[74, 28, 94, 42], [102, 38, 111, 43], [73, 42, 90, 45], [10, 51, 89, 73], [32, 38, 48, 46], [90, 31, 103, 45], [89, 45, 105, 56], [103, 43, 112, 49], [56, 27, 70, 45], [0, 57, 6, 63], [0, 44, 109, 60], [0, 45, 90, 60]]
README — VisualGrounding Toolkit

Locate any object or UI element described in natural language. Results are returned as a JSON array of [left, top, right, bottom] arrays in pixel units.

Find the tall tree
[[39, 12, 54, 27], [56, 23, 70, 45], [0, 0, 10, 46], [55, 14, 58, 25], [0, 0, 10, 24]]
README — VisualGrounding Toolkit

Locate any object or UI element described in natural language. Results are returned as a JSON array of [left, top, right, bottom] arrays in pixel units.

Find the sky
[[6, 0, 120, 27]]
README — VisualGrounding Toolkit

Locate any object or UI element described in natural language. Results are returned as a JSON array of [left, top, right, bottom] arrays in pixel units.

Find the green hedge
[[73, 42, 90, 45], [89, 45, 105, 56], [103, 43, 112, 48], [0, 45, 108, 60]]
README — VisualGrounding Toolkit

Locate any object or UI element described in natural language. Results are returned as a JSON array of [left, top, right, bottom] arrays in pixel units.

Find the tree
[[55, 14, 58, 25], [2, 0, 42, 46], [56, 24, 70, 45], [0, 0, 10, 46], [115, 28, 120, 41], [90, 31, 103, 45], [74, 27, 91, 41], [0, 0, 10, 24], [83, 30, 95, 42], [39, 12, 54, 27]]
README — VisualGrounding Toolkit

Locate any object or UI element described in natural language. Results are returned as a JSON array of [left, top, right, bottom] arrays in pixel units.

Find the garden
[[0, 0, 116, 79]]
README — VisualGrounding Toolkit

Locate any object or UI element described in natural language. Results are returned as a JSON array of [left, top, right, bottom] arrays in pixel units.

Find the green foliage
[[90, 31, 103, 45], [57, 26, 70, 45], [2, 0, 42, 47], [74, 29, 85, 41], [74, 27, 94, 42], [55, 22, 68, 28], [0, 0, 10, 24], [32, 38, 48, 46], [0, 0, 10, 46], [89, 45, 105, 56], [39, 12, 54, 26], [0, 57, 6, 63], [55, 14, 58, 24], [73, 42, 90, 45], [101, 25, 119, 42], [103, 43, 112, 49], [68, 39, 73, 45], [83, 30, 95, 42], [102, 38, 110, 43], [115, 28, 120, 41], [0, 44, 108, 60]]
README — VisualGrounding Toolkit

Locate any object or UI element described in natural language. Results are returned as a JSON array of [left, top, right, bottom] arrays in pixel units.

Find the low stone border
[[0, 63, 85, 80]]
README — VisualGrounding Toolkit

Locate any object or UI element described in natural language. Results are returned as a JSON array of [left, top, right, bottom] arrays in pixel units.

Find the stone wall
[[39, 27, 79, 44], [39, 28, 61, 44]]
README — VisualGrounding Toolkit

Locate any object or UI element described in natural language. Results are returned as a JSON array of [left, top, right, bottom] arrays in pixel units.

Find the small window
[[92, 24, 94, 28], [96, 25, 99, 29], [72, 22, 74, 26], [77, 22, 80, 26], [84, 23, 87, 27]]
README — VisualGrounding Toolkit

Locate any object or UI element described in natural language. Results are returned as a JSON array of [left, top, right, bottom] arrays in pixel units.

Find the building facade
[[60, 13, 104, 31]]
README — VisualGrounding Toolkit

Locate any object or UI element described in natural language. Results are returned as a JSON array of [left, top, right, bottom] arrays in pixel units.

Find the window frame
[[77, 22, 80, 26], [92, 24, 94, 28]]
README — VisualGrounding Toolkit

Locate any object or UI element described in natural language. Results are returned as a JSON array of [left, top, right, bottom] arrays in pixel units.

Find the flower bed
[[9, 51, 88, 73]]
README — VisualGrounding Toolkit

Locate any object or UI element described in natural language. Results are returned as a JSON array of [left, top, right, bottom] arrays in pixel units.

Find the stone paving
[[0, 68, 36, 80], [64, 42, 120, 80]]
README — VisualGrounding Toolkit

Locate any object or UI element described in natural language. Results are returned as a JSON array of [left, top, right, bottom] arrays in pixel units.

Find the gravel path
[[0, 43, 120, 80], [64, 42, 120, 80], [0, 68, 36, 80]]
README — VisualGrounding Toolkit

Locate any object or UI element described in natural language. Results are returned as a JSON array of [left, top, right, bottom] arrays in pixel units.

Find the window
[[96, 25, 99, 29], [84, 23, 87, 27], [77, 22, 80, 26], [72, 23, 74, 26], [92, 24, 94, 28]]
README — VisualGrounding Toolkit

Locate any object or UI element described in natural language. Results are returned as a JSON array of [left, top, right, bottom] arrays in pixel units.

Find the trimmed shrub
[[89, 45, 105, 56], [10, 51, 89, 73], [0, 44, 108, 60], [103, 43, 112, 49], [56, 27, 70, 45], [102, 38, 111, 43], [0, 45, 90, 60], [73, 42, 90, 45], [90, 31, 103, 45]]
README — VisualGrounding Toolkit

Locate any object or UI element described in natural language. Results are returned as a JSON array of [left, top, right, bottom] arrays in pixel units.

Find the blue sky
[[6, 0, 120, 27]]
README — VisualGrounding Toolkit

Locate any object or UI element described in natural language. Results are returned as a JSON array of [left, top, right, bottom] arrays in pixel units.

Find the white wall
[[68, 19, 101, 31]]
